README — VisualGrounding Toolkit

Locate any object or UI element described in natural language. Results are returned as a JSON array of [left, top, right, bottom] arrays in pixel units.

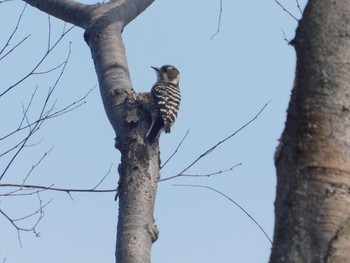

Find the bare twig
[[32, 61, 66, 75], [296, 0, 303, 15], [92, 163, 113, 190], [0, 209, 23, 247], [0, 3, 27, 56], [0, 193, 50, 246], [0, 87, 94, 142], [41, 41, 72, 109], [210, 0, 223, 40], [5, 148, 54, 196], [0, 42, 81, 181], [22, 147, 53, 183], [0, 35, 31, 61], [159, 163, 241, 182], [0, 45, 71, 180], [0, 184, 116, 195], [47, 15, 52, 51], [281, 29, 289, 43], [0, 87, 37, 143], [161, 129, 190, 169], [274, 0, 298, 21], [0, 25, 74, 98], [161, 102, 269, 182], [12, 198, 51, 223], [42, 87, 93, 119], [0, 123, 40, 180], [19, 87, 38, 133], [173, 184, 272, 244]]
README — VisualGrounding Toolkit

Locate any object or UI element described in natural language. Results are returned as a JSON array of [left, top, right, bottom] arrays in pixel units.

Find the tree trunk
[[271, 0, 350, 262], [23, 1, 158, 262]]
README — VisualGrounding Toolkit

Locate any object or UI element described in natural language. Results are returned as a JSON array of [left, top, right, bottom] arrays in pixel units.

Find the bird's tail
[[146, 119, 163, 143]]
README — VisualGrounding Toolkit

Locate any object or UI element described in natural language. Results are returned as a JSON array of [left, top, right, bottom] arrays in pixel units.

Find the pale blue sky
[[1, 1, 306, 262]]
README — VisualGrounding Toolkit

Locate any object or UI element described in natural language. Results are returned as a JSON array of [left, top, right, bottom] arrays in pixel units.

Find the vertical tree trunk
[[84, 17, 159, 263], [271, 1, 350, 262], [23, 1, 158, 262]]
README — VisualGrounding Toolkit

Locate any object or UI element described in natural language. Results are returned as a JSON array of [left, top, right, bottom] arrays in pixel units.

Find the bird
[[146, 65, 181, 143]]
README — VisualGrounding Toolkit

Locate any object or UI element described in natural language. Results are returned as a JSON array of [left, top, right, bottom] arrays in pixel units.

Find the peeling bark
[[271, 0, 350, 262]]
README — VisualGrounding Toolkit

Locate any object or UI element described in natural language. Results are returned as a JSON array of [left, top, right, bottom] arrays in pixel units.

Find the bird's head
[[151, 65, 180, 85]]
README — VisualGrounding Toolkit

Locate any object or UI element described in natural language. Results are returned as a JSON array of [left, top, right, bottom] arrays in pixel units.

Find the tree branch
[[23, 0, 92, 28], [173, 184, 272, 244], [0, 184, 116, 195], [159, 163, 242, 182], [0, 25, 74, 98], [161, 102, 270, 181], [92, 163, 114, 190], [295, 0, 303, 15], [274, 0, 299, 21], [211, 0, 223, 40], [0, 193, 51, 247], [0, 3, 27, 57], [0, 86, 93, 142], [161, 129, 190, 169], [0, 40, 75, 181]]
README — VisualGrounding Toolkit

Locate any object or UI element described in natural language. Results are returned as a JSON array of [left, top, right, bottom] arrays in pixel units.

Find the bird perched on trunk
[[146, 65, 181, 143]]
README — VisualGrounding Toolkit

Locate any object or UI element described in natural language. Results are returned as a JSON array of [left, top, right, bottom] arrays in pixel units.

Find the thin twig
[[295, 0, 303, 15], [210, 0, 223, 40], [159, 163, 241, 182], [161, 102, 269, 182], [1, 188, 48, 197], [12, 199, 51, 222], [23, 138, 44, 148], [0, 193, 49, 246], [173, 184, 272, 244], [0, 35, 31, 61], [0, 42, 73, 180], [1, 184, 116, 195], [161, 129, 190, 169], [0, 90, 46, 177], [23, 147, 54, 182], [0, 209, 23, 247], [0, 25, 74, 97], [0, 87, 94, 141], [61, 22, 67, 36], [92, 163, 113, 190], [32, 61, 65, 75], [0, 126, 38, 180], [281, 29, 289, 43], [274, 0, 298, 21], [0, 3, 27, 56], [0, 87, 37, 142], [20, 87, 38, 132], [47, 15, 52, 51], [0, 148, 53, 198]]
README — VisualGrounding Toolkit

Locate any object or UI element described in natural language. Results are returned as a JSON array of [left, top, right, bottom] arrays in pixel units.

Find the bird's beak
[[151, 66, 160, 72]]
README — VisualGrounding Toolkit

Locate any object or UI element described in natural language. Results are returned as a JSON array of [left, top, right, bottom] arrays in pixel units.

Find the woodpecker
[[146, 65, 181, 143]]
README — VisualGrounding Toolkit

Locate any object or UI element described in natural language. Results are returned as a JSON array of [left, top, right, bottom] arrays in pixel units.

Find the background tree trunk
[[271, 0, 350, 262]]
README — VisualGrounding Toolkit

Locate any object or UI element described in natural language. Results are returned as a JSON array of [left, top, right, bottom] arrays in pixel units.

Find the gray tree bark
[[23, 0, 158, 262], [271, 0, 350, 262]]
